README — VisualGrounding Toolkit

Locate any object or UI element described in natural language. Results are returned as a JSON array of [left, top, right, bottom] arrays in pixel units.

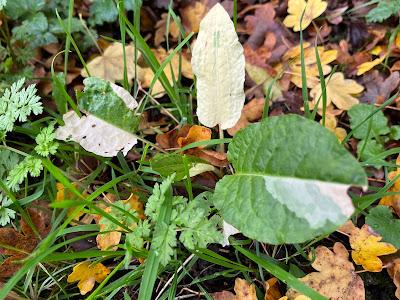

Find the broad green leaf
[[4, 0, 44, 19], [12, 12, 57, 48], [348, 104, 390, 140], [366, 205, 400, 248], [56, 78, 139, 157], [191, 3, 245, 129], [213, 114, 367, 244]]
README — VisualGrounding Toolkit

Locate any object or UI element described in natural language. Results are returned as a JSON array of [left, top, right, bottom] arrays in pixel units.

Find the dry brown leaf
[[387, 258, 400, 299], [227, 98, 265, 136], [141, 48, 193, 97], [286, 242, 364, 300], [265, 278, 282, 300], [180, 0, 208, 33], [81, 42, 145, 83], [0, 207, 51, 279], [154, 13, 180, 46]]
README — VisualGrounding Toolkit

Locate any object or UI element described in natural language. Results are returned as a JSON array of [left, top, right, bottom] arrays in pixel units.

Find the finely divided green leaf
[[213, 114, 367, 244]]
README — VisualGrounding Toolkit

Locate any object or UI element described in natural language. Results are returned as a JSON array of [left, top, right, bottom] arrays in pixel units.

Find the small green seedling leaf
[[213, 114, 367, 244], [366, 205, 400, 248], [348, 104, 390, 140]]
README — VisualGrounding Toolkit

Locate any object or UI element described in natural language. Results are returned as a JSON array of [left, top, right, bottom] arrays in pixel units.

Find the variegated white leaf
[[192, 3, 245, 129]]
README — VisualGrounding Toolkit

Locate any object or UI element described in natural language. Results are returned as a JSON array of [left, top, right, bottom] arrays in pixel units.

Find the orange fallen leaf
[[286, 242, 364, 300], [265, 277, 282, 300], [228, 98, 265, 136], [177, 125, 212, 148], [67, 261, 110, 295]]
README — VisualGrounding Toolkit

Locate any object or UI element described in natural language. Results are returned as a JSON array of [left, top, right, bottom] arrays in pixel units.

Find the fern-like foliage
[[367, 0, 400, 22], [0, 78, 42, 135], [0, 193, 16, 226], [7, 155, 43, 191], [34, 124, 59, 156]]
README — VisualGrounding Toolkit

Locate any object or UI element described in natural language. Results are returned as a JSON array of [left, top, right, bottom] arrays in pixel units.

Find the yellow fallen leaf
[[380, 155, 400, 216], [320, 114, 347, 142], [350, 224, 397, 272], [141, 48, 193, 97], [276, 43, 337, 88], [67, 261, 110, 295], [286, 242, 364, 300], [81, 42, 145, 83], [356, 56, 385, 76], [310, 72, 364, 110], [55, 182, 84, 223], [283, 0, 328, 32]]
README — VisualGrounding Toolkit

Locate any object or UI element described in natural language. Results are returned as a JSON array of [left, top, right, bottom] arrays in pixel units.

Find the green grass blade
[[234, 244, 327, 300]]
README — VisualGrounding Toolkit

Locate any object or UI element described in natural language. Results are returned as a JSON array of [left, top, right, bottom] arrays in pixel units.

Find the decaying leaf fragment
[[379, 154, 400, 216], [192, 3, 245, 129], [286, 242, 365, 300], [67, 261, 110, 295]]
